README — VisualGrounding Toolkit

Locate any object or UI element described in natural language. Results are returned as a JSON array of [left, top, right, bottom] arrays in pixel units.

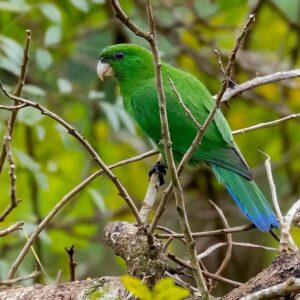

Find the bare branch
[[167, 253, 242, 287], [198, 242, 277, 260], [156, 224, 254, 239], [258, 151, 283, 224], [0, 221, 24, 237], [209, 201, 232, 276], [0, 30, 31, 175], [168, 77, 202, 129], [64, 245, 77, 282], [7, 150, 156, 279], [233, 112, 300, 135], [0, 104, 27, 111], [0, 270, 40, 286], [0, 89, 142, 229], [220, 69, 300, 102], [240, 276, 300, 300], [110, 0, 151, 41], [279, 198, 300, 253], [0, 30, 31, 222]]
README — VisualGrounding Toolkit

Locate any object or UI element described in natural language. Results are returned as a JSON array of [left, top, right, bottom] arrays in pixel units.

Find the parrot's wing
[[130, 84, 252, 179]]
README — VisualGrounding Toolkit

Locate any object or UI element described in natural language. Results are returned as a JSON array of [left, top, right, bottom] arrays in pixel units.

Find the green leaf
[[44, 25, 61, 46], [122, 276, 152, 300], [57, 78, 72, 94], [88, 90, 105, 99], [99, 102, 120, 132], [272, 0, 300, 23], [36, 48, 53, 71], [90, 0, 104, 3], [33, 170, 48, 189], [39, 3, 61, 23], [14, 150, 48, 189], [116, 97, 135, 134], [23, 84, 46, 97], [0, 1, 30, 12], [54, 124, 71, 147], [0, 56, 20, 76], [0, 35, 22, 75], [18, 107, 43, 126], [14, 149, 40, 172], [36, 125, 45, 141], [153, 278, 189, 300], [88, 188, 107, 214], [70, 0, 89, 12]]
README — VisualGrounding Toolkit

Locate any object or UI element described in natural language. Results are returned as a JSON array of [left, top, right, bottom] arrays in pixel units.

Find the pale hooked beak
[[97, 61, 114, 81]]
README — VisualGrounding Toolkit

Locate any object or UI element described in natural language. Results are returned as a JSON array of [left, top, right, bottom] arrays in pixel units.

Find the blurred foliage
[[122, 276, 189, 300], [0, 0, 299, 296]]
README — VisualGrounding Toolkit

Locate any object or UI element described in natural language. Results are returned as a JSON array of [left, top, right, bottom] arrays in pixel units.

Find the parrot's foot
[[148, 161, 167, 186]]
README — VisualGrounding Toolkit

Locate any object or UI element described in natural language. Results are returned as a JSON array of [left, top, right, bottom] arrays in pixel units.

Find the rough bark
[[0, 277, 126, 299], [223, 252, 300, 300], [1, 223, 299, 300], [104, 221, 168, 286]]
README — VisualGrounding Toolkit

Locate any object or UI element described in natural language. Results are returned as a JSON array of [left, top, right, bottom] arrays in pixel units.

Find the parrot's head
[[97, 44, 154, 82]]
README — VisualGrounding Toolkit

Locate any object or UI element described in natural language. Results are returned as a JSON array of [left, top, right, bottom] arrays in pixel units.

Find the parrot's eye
[[114, 52, 124, 60]]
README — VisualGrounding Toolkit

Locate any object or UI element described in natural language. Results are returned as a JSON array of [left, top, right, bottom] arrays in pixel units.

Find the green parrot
[[97, 44, 279, 231]]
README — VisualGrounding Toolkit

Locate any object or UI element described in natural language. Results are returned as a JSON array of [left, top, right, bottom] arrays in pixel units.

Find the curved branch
[[218, 69, 300, 102]]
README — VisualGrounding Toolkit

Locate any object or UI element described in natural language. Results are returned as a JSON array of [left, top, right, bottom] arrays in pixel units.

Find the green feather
[[98, 44, 279, 231]]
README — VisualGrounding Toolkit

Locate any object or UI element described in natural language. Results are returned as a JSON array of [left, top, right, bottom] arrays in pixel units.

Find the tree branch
[[232, 112, 300, 135], [220, 69, 300, 102], [7, 150, 156, 279], [0, 88, 142, 233], [0, 221, 24, 237]]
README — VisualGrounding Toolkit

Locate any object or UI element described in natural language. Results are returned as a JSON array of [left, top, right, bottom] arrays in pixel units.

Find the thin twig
[[2, 124, 18, 220], [110, 0, 150, 41], [0, 270, 40, 286], [55, 269, 63, 285], [7, 150, 156, 279], [258, 151, 283, 224], [167, 253, 242, 287], [197, 242, 277, 260], [0, 104, 27, 111], [0, 221, 24, 237], [0, 89, 142, 227], [279, 198, 300, 253], [233, 112, 300, 135], [209, 201, 232, 276], [155, 223, 255, 239], [240, 276, 300, 300], [168, 77, 202, 129], [22, 228, 48, 278], [64, 245, 77, 282], [165, 271, 198, 293], [0, 30, 31, 175], [0, 30, 31, 222], [219, 69, 300, 102]]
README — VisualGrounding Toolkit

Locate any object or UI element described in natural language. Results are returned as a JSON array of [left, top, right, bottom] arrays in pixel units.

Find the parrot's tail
[[211, 164, 279, 231]]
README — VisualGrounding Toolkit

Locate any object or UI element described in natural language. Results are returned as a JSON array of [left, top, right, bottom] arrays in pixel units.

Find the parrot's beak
[[97, 61, 113, 81]]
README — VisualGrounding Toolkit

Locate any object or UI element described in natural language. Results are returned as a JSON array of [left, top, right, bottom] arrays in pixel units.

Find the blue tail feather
[[212, 164, 279, 232]]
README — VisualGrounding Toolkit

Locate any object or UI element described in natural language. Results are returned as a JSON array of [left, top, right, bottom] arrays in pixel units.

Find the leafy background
[[0, 0, 299, 296]]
